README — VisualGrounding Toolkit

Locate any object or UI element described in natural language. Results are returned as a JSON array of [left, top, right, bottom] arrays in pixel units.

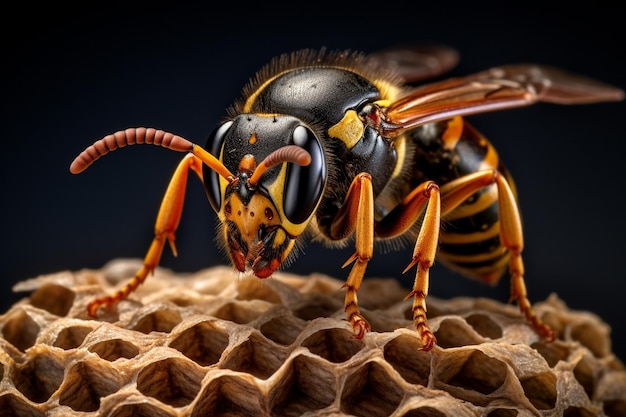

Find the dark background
[[2, 5, 625, 359]]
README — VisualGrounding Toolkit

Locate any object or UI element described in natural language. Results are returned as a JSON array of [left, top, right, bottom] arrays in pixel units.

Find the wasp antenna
[[190, 144, 236, 182], [249, 145, 312, 186], [69, 127, 194, 174]]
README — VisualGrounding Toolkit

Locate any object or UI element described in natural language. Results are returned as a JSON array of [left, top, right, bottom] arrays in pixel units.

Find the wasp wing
[[366, 44, 460, 83], [381, 64, 624, 136]]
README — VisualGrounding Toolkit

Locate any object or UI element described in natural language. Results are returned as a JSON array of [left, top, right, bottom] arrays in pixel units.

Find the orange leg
[[438, 170, 555, 341], [87, 153, 204, 317], [329, 173, 375, 338], [375, 170, 555, 350], [376, 181, 441, 350]]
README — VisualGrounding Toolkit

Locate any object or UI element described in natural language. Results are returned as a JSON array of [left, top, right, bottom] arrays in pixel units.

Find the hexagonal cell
[[402, 406, 448, 417], [89, 338, 140, 361], [570, 320, 610, 358], [293, 294, 343, 321], [259, 314, 305, 346], [486, 409, 518, 417], [0, 393, 46, 417], [465, 313, 503, 340], [192, 374, 266, 417], [531, 341, 571, 368], [605, 399, 626, 417], [130, 308, 182, 334], [519, 371, 557, 410], [269, 353, 337, 416], [562, 406, 599, 417], [30, 283, 75, 316], [221, 332, 287, 379], [573, 356, 595, 399], [212, 301, 264, 324], [169, 320, 230, 366], [434, 317, 485, 348], [136, 357, 205, 407], [14, 348, 65, 403], [1, 309, 40, 351], [435, 349, 508, 403], [108, 402, 176, 417], [302, 327, 364, 363], [58, 359, 123, 412], [341, 361, 404, 417], [53, 325, 92, 349], [383, 333, 431, 386], [235, 277, 282, 304]]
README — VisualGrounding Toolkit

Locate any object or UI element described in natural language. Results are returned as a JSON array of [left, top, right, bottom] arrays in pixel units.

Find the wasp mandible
[[71, 45, 623, 351]]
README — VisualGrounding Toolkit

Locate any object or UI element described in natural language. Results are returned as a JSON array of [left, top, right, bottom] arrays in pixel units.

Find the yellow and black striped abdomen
[[407, 117, 515, 284]]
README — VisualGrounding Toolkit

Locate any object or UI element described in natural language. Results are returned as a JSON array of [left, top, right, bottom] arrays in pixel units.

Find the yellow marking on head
[[249, 132, 258, 144], [264, 164, 316, 237], [226, 193, 281, 241], [272, 228, 287, 248], [328, 110, 364, 149]]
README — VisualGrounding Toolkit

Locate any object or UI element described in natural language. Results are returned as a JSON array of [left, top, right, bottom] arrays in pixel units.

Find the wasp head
[[202, 115, 327, 278]]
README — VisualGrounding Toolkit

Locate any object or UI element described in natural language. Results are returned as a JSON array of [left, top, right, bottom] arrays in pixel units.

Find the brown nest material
[[1, 258, 625, 416]]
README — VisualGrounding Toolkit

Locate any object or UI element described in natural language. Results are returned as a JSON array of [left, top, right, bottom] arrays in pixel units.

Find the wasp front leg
[[328, 173, 375, 338], [87, 153, 204, 316]]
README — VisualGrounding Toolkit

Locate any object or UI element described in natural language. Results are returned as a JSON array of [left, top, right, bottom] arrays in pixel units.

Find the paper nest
[[1, 258, 625, 416]]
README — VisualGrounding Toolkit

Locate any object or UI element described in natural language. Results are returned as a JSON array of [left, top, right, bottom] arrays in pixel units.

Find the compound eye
[[203, 121, 233, 212], [283, 125, 326, 224]]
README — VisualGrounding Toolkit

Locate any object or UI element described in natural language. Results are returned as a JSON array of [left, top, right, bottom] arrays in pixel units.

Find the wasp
[[71, 44, 623, 350]]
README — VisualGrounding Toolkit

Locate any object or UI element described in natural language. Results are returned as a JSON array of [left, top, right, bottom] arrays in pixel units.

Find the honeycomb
[[1, 258, 625, 417]]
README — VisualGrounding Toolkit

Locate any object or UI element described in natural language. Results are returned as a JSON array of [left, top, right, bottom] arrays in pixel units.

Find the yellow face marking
[[328, 110, 364, 149], [225, 193, 281, 241], [264, 163, 316, 237], [272, 228, 287, 248]]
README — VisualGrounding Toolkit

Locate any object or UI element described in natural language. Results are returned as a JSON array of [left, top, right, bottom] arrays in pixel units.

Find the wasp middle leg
[[376, 181, 441, 350]]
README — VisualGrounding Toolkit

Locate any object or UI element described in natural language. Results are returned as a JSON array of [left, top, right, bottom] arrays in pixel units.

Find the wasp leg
[[438, 170, 556, 341], [492, 173, 557, 342], [328, 173, 374, 339], [376, 181, 441, 350], [87, 153, 204, 317]]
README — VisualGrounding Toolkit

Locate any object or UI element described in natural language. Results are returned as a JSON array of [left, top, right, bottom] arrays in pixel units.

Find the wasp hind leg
[[491, 172, 556, 342], [87, 153, 204, 317], [439, 170, 556, 342]]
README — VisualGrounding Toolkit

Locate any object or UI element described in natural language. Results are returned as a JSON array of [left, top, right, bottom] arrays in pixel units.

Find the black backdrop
[[2, 4, 625, 359]]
